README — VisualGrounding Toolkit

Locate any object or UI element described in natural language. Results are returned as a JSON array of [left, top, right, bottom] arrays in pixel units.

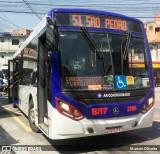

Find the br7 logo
[[91, 107, 108, 116]]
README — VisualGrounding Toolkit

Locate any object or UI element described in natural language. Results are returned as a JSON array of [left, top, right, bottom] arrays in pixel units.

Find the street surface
[[0, 88, 160, 153]]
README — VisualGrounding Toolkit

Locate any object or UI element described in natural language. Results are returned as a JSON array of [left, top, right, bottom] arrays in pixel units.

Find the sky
[[0, 0, 160, 32]]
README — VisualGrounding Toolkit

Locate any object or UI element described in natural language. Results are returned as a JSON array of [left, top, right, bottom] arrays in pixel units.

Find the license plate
[[106, 126, 122, 133]]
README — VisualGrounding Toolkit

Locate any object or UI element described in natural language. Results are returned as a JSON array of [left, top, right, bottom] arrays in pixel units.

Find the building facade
[[144, 14, 160, 78], [0, 29, 31, 67]]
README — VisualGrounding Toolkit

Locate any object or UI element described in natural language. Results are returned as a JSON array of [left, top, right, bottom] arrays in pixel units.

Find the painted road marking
[[2, 104, 10, 108], [14, 111, 22, 115], [3, 107, 22, 116], [154, 120, 160, 122], [0, 102, 32, 132], [154, 116, 160, 118]]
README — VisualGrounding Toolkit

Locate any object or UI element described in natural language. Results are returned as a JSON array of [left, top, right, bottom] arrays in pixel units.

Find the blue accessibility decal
[[115, 75, 128, 89]]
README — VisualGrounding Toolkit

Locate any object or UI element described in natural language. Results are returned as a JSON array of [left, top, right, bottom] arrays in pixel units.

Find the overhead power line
[[1, 13, 23, 29], [0, 20, 12, 30], [0, 10, 44, 15], [23, 0, 42, 20], [1, 1, 160, 5], [0, 10, 158, 19]]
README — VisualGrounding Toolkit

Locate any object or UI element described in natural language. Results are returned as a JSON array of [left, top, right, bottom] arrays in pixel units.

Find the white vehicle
[[8, 8, 154, 140]]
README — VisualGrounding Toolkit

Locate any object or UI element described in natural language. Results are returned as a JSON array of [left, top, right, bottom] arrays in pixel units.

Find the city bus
[[8, 8, 154, 139]]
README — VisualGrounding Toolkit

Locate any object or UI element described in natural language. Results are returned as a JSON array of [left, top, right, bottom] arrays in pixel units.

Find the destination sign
[[71, 14, 127, 31], [56, 13, 142, 33]]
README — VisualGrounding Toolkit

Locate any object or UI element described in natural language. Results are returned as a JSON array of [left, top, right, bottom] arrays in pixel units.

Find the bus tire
[[28, 99, 40, 133]]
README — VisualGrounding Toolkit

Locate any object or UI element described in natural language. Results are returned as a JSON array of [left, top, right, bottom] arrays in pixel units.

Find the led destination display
[[56, 13, 142, 33]]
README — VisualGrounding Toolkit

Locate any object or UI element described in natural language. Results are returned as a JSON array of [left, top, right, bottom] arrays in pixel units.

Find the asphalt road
[[0, 88, 160, 153]]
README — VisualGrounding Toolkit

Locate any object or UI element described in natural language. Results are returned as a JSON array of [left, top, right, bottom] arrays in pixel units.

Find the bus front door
[[8, 59, 19, 107], [37, 40, 49, 135], [8, 60, 13, 103]]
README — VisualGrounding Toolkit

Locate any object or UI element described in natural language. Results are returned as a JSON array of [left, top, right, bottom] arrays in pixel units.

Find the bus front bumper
[[50, 107, 154, 139]]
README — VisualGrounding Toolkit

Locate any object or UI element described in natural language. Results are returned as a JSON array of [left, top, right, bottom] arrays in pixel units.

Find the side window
[[1, 39, 4, 43], [22, 68, 33, 85], [149, 26, 154, 30], [21, 44, 38, 86], [12, 39, 19, 45], [0, 71, 3, 78]]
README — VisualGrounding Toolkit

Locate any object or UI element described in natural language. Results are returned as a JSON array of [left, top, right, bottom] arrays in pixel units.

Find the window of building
[[149, 26, 154, 30], [0, 39, 4, 43], [12, 39, 19, 45], [155, 27, 160, 32], [150, 47, 153, 50], [1, 55, 4, 58]]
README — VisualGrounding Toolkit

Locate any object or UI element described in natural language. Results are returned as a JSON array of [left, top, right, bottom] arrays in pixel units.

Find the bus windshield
[[59, 31, 150, 91]]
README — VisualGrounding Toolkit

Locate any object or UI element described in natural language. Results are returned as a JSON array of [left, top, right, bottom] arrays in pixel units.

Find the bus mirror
[[46, 20, 58, 51]]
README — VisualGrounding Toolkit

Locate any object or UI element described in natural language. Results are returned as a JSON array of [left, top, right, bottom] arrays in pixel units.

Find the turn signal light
[[55, 97, 84, 120], [141, 97, 154, 114]]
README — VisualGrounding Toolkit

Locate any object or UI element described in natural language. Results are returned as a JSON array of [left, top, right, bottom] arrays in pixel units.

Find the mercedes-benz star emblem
[[113, 107, 119, 114], [97, 93, 102, 98]]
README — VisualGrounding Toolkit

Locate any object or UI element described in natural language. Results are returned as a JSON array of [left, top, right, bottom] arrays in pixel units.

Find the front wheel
[[28, 99, 40, 133]]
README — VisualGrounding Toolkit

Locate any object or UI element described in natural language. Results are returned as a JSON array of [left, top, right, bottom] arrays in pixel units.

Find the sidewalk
[[155, 87, 160, 104]]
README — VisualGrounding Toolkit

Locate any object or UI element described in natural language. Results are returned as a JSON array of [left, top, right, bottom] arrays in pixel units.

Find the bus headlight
[[140, 97, 154, 114], [55, 97, 84, 120]]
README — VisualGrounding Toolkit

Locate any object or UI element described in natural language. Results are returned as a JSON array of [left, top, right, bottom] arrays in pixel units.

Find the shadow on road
[[44, 131, 149, 152], [130, 121, 160, 140], [0, 126, 19, 145], [0, 126, 18, 154], [0, 97, 21, 119], [0, 97, 21, 153]]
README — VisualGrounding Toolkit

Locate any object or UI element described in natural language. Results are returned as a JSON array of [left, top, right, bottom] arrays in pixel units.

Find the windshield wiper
[[81, 27, 106, 75], [81, 27, 104, 59], [123, 31, 132, 60], [121, 31, 132, 75]]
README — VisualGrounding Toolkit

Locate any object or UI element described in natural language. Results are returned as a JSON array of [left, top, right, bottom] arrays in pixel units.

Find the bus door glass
[[8, 59, 19, 103], [37, 40, 49, 127], [8, 60, 13, 103], [13, 59, 19, 104]]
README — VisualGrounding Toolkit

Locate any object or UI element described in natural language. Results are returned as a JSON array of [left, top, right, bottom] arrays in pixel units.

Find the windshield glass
[[59, 31, 150, 91]]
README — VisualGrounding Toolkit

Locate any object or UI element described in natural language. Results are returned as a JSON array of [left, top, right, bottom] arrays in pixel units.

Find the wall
[[0, 35, 29, 66]]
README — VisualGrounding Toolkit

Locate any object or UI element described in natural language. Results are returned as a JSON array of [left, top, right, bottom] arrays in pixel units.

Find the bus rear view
[[9, 8, 154, 139]]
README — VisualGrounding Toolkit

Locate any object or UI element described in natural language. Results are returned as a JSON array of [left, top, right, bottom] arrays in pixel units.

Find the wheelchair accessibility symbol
[[115, 75, 128, 89]]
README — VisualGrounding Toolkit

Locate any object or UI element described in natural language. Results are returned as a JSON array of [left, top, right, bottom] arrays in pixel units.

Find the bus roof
[[47, 8, 142, 23], [10, 17, 46, 60]]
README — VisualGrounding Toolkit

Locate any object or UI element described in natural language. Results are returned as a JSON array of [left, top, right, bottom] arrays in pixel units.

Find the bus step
[[39, 123, 48, 135]]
